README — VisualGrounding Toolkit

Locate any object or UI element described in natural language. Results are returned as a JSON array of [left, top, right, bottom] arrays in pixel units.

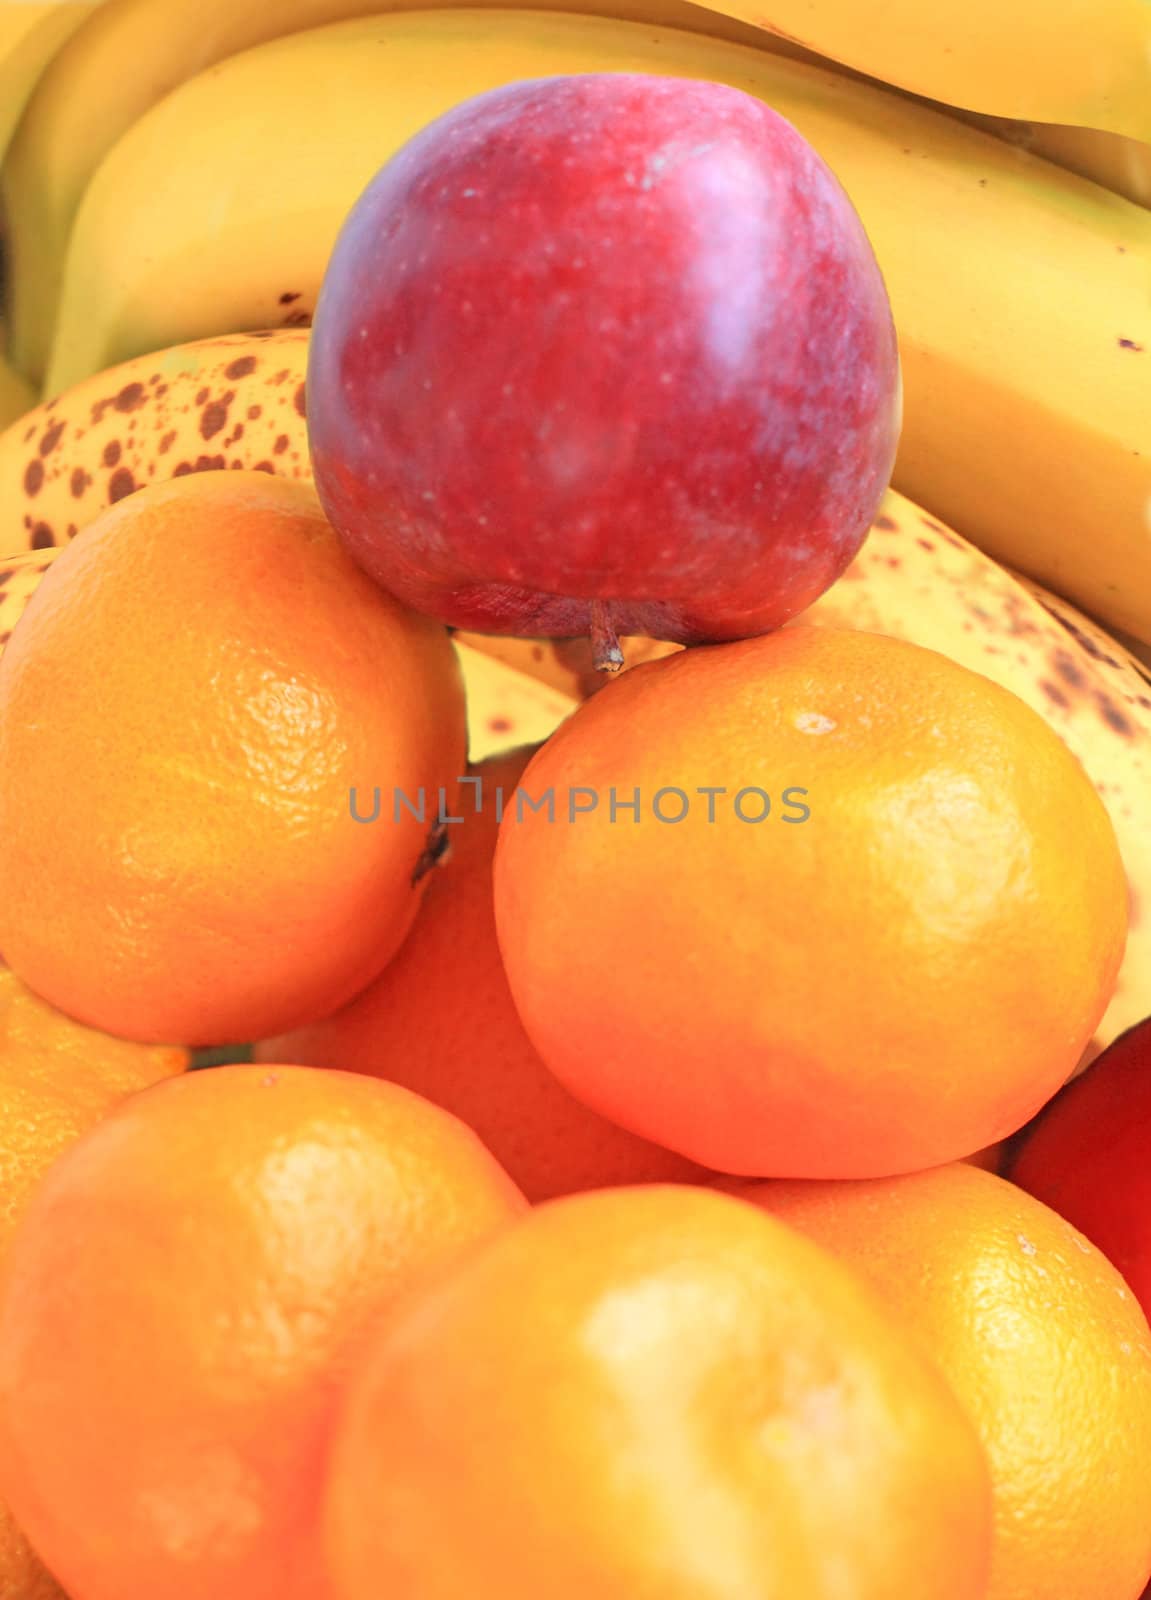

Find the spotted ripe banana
[[0, 547, 57, 653], [43, 11, 1151, 648], [0, 330, 310, 555]]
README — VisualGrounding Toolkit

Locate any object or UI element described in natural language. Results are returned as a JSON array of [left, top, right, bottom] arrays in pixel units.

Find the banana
[[455, 642, 578, 762], [42, 11, 1151, 646], [0, 545, 58, 651], [0, 0, 94, 168], [0, 329, 310, 555], [462, 485, 1151, 1053], [707, 1, 1151, 140], [0, 0, 808, 390], [954, 118, 1151, 211], [0, 546, 575, 765], [0, 335, 35, 431]]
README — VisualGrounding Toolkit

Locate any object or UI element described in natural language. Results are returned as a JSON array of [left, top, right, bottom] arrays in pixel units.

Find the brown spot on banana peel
[[1052, 649, 1086, 690], [70, 468, 90, 498], [39, 420, 66, 456], [1097, 695, 1136, 737], [200, 391, 235, 441], [1040, 680, 1071, 709], [102, 440, 121, 467], [114, 383, 146, 413], [23, 461, 43, 497], [224, 356, 258, 380], [108, 468, 136, 502]]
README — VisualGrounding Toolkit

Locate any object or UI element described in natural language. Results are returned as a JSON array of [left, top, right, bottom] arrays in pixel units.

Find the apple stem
[[590, 600, 624, 674]]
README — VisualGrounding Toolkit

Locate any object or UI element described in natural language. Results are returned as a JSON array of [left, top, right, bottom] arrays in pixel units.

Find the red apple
[[308, 73, 900, 664], [1012, 1015, 1151, 1318]]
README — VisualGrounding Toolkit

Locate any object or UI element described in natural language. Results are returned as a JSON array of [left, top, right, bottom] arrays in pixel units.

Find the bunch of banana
[[25, 12, 1148, 653], [6, 0, 1150, 394], [0, 0, 803, 390]]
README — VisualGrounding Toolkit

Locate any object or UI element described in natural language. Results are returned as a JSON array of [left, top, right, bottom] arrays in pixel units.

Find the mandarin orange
[[0, 962, 186, 1600], [0, 1064, 524, 1600], [494, 626, 1127, 1176], [0, 471, 466, 1045], [326, 1185, 991, 1600], [742, 1163, 1151, 1600]]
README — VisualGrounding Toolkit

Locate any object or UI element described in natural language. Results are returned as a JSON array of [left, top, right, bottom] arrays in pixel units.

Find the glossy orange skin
[[0, 963, 187, 1599], [742, 1163, 1151, 1600], [0, 470, 467, 1045], [1013, 1015, 1151, 1319], [259, 748, 708, 1201], [326, 1185, 992, 1600], [494, 626, 1128, 1176], [0, 1065, 525, 1600]]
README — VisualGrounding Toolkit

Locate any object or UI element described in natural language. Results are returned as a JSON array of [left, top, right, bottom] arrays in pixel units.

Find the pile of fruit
[[0, 1, 1149, 1597]]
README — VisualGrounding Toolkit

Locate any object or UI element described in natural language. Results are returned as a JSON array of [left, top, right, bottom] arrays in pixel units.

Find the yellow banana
[[0, 0, 801, 389], [0, 0, 94, 166], [955, 118, 1151, 211], [0, 546, 58, 651], [455, 642, 577, 762], [698, 0, 1151, 140], [0, 331, 35, 431], [0, 330, 310, 555], [44, 11, 1151, 647]]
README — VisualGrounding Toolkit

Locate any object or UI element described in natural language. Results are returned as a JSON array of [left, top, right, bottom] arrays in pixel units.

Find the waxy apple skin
[[308, 73, 901, 645]]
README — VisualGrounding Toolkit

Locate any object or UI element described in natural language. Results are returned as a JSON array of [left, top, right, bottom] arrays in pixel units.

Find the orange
[[0, 1064, 524, 1600], [259, 747, 708, 1201], [1013, 1014, 1151, 1318], [493, 625, 1127, 1177], [0, 470, 466, 1046], [740, 1163, 1151, 1600], [325, 1185, 992, 1600], [0, 961, 186, 1600]]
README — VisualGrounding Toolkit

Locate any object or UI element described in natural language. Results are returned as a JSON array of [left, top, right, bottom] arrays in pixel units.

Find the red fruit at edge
[[307, 73, 901, 648], [1012, 1016, 1151, 1317]]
